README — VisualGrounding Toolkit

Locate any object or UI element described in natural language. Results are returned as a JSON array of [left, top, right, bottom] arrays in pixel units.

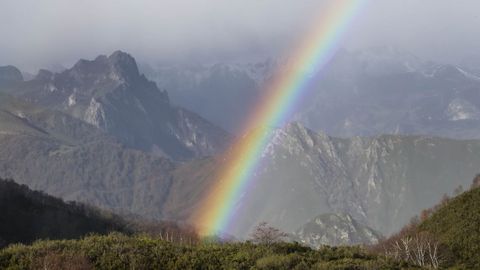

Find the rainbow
[[194, 0, 367, 236]]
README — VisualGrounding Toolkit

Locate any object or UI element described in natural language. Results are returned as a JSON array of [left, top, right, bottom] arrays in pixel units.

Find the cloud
[[1, 0, 479, 71]]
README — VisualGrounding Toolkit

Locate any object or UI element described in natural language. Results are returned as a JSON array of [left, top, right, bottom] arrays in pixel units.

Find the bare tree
[[387, 233, 442, 269], [250, 222, 288, 245]]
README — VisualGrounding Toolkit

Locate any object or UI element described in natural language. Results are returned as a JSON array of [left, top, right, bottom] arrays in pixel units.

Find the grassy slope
[[0, 233, 420, 270], [419, 187, 480, 268]]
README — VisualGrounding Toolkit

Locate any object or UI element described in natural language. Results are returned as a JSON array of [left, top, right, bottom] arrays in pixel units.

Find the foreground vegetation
[[373, 178, 480, 269], [0, 233, 419, 270], [0, 178, 198, 248], [419, 183, 480, 268], [2, 177, 480, 269]]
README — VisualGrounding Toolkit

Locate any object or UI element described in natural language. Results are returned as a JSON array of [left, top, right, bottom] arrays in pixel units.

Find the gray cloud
[[1, 0, 480, 71]]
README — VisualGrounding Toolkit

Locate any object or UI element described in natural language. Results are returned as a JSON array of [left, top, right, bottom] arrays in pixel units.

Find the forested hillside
[[0, 233, 420, 270], [419, 185, 480, 268], [0, 178, 128, 247], [373, 180, 480, 269]]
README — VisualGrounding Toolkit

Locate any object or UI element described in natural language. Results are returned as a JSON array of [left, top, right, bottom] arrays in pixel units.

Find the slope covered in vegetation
[[0, 179, 129, 247], [418, 186, 480, 268], [373, 181, 480, 269], [0, 233, 420, 270]]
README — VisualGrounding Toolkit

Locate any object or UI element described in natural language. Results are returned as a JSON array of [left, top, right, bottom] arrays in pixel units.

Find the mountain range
[[163, 122, 480, 238], [1, 51, 229, 161], [0, 49, 479, 246], [142, 46, 480, 139]]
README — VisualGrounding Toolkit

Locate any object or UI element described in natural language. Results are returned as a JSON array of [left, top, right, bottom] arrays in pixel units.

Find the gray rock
[[293, 213, 381, 247]]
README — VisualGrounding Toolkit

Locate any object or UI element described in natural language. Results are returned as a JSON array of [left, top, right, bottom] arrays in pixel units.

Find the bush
[[0, 233, 417, 269]]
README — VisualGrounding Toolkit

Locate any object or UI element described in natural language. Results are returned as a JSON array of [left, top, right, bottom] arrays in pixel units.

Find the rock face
[[5, 51, 230, 160], [294, 213, 381, 247], [143, 47, 480, 139]]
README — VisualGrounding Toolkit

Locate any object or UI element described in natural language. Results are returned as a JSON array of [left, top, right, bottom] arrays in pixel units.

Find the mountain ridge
[[1, 51, 230, 160]]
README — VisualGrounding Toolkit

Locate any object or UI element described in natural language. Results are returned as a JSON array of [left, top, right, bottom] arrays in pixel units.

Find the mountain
[[1, 50, 479, 247], [141, 61, 270, 133], [0, 51, 231, 226], [0, 65, 23, 89], [1, 85, 478, 244], [295, 47, 480, 139], [0, 178, 128, 247], [293, 213, 381, 247], [142, 47, 480, 139], [3, 51, 230, 160], [163, 122, 480, 239], [0, 93, 178, 220]]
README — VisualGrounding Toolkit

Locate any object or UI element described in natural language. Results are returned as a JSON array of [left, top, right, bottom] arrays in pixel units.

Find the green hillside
[[0, 233, 421, 270], [0, 179, 129, 247], [374, 185, 480, 269], [419, 187, 480, 268]]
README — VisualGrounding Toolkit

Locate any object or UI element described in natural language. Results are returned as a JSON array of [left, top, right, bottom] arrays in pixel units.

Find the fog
[[1, 0, 480, 72]]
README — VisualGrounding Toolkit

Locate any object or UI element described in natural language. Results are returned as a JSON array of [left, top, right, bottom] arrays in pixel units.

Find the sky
[[1, 0, 480, 72]]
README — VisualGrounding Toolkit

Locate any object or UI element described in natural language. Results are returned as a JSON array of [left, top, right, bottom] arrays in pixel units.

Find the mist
[[1, 0, 480, 72]]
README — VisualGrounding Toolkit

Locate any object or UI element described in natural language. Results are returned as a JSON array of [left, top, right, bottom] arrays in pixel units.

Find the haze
[[1, 0, 480, 71]]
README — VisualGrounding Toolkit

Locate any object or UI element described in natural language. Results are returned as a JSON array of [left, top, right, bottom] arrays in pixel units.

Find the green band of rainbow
[[195, 0, 367, 236]]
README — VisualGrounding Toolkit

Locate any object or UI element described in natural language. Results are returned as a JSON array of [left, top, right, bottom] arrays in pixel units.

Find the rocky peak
[[34, 69, 54, 81], [278, 122, 331, 151], [107, 50, 141, 82], [294, 213, 381, 247], [68, 50, 141, 85], [6, 51, 228, 161], [0, 66, 23, 87]]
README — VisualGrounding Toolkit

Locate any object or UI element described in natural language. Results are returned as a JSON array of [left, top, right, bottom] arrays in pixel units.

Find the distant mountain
[[0, 65, 23, 89], [293, 213, 381, 247], [164, 122, 480, 239], [4, 89, 475, 242], [142, 47, 480, 139], [0, 51, 231, 227], [2, 51, 230, 160], [296, 47, 480, 139], [0, 178, 128, 247], [1, 50, 479, 247], [141, 61, 272, 132]]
